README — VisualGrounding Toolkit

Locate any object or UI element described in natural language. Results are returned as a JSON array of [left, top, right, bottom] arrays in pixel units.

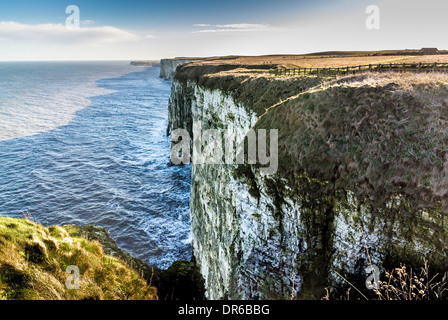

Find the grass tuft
[[0, 217, 158, 300]]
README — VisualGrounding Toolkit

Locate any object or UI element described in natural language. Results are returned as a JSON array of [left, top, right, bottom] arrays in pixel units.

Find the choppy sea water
[[0, 62, 192, 269]]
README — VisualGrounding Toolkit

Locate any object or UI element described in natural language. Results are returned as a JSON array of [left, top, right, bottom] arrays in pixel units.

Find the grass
[[174, 53, 448, 74], [375, 262, 447, 300], [324, 229, 447, 300], [323, 261, 448, 300], [251, 71, 448, 214], [0, 216, 158, 300]]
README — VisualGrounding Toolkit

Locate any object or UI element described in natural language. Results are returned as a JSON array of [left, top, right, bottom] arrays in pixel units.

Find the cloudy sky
[[0, 0, 446, 60]]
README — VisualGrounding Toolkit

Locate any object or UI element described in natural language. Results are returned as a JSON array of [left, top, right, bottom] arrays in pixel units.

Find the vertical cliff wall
[[160, 59, 196, 80], [167, 69, 448, 299]]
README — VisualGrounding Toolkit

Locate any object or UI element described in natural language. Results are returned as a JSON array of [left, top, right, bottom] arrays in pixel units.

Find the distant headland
[[130, 60, 161, 67]]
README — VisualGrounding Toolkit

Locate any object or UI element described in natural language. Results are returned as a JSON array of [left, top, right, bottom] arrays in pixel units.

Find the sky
[[0, 0, 447, 60]]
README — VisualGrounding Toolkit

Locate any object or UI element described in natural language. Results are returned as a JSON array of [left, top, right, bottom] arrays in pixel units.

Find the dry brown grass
[[179, 53, 448, 71], [333, 71, 448, 88], [403, 55, 448, 64], [274, 55, 414, 68], [375, 262, 448, 300], [323, 261, 448, 300]]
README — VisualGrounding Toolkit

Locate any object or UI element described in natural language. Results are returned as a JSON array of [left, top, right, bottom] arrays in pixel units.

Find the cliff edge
[[160, 58, 199, 80]]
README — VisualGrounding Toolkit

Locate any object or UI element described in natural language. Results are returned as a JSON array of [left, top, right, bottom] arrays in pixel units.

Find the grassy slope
[[255, 72, 448, 212], [0, 217, 158, 300], [67, 224, 206, 300]]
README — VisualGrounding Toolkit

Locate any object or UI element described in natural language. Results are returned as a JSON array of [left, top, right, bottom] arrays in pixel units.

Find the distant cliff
[[160, 58, 198, 80], [130, 60, 161, 67]]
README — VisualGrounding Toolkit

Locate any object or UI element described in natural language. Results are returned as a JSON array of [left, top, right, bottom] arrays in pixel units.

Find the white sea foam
[[0, 61, 139, 141]]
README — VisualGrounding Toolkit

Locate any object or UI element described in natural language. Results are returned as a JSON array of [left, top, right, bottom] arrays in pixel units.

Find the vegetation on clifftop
[[255, 72, 448, 213], [0, 217, 157, 300]]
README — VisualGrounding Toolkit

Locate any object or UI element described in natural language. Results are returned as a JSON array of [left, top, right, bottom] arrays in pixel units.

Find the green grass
[[0, 217, 158, 300], [253, 72, 448, 214]]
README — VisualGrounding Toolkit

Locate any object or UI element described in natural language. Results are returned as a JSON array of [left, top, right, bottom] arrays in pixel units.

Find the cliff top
[[174, 51, 448, 73]]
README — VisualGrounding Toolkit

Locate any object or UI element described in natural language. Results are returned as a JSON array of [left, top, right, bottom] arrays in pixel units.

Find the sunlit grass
[[0, 216, 158, 300]]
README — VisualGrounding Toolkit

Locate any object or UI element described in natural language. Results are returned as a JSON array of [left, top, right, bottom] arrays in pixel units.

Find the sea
[[0, 61, 192, 269]]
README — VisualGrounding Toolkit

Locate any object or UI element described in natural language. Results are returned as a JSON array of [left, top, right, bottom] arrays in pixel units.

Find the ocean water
[[0, 61, 192, 269]]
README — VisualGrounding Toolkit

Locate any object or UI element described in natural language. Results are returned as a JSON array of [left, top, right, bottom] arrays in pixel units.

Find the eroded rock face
[[168, 78, 448, 300], [160, 59, 195, 80]]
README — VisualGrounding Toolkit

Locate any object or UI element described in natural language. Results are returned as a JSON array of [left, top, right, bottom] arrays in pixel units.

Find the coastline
[[0, 64, 192, 271]]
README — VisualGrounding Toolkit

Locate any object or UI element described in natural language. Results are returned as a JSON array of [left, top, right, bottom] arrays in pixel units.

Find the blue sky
[[0, 0, 446, 60], [0, 0, 329, 29]]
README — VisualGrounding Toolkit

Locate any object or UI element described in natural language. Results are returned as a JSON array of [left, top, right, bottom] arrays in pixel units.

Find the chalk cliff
[[160, 59, 197, 80], [167, 61, 448, 299]]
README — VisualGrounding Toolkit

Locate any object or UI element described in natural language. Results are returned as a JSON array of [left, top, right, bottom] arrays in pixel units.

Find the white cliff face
[[169, 80, 301, 299], [169, 80, 323, 299], [191, 163, 307, 299], [160, 59, 195, 80], [168, 79, 448, 300]]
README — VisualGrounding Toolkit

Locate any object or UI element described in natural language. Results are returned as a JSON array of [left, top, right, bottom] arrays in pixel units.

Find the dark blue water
[[0, 64, 191, 268]]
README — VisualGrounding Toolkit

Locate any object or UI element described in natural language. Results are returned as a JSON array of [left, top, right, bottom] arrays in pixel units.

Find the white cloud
[[80, 20, 96, 26], [0, 21, 140, 44], [192, 23, 273, 33]]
